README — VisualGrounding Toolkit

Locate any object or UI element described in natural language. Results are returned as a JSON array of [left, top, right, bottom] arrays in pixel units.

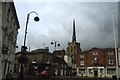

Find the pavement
[[25, 75, 118, 80], [2, 75, 118, 80]]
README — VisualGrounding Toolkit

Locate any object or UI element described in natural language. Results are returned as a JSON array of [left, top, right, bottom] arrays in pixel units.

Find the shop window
[[107, 69, 116, 74], [79, 69, 85, 74]]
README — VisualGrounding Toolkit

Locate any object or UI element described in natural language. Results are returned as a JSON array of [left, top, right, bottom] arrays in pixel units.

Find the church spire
[[72, 20, 76, 42]]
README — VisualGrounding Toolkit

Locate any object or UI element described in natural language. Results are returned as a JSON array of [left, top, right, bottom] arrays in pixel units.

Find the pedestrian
[[6, 70, 13, 80]]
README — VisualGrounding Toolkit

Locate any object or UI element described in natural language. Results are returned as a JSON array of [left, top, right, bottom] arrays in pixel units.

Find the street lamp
[[23, 11, 40, 50], [111, 8, 119, 79], [51, 40, 60, 51], [19, 11, 40, 80]]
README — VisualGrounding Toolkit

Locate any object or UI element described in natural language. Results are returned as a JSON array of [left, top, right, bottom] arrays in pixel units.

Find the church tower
[[67, 20, 81, 56], [72, 20, 76, 42], [66, 20, 81, 73]]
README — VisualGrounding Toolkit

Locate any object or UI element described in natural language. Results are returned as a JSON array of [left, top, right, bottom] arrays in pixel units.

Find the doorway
[[94, 70, 98, 77]]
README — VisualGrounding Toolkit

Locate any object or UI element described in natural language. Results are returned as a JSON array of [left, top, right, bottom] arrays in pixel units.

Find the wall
[[2, 2, 20, 78], [0, 2, 2, 80]]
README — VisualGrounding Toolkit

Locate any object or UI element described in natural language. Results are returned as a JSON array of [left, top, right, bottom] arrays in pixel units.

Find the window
[[79, 69, 86, 74], [92, 58, 99, 66], [80, 54, 84, 58], [10, 16, 13, 29], [100, 69, 103, 73], [7, 8, 10, 23], [108, 52, 113, 55], [80, 60, 84, 66], [89, 69, 92, 74], [92, 52, 98, 55], [108, 58, 114, 65], [61, 64, 64, 68], [107, 69, 116, 74]]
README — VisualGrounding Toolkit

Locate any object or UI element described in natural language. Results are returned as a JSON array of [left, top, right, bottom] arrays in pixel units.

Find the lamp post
[[23, 11, 39, 50], [19, 11, 40, 80], [51, 40, 60, 51], [111, 8, 118, 79]]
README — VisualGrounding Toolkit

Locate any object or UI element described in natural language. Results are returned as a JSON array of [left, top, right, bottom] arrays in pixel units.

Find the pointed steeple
[[72, 20, 76, 42]]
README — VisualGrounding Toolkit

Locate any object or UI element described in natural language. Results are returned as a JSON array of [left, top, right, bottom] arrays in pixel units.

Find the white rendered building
[[0, 2, 20, 79]]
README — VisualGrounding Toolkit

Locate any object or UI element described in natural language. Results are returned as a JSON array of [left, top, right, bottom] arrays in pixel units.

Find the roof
[[53, 56, 67, 64], [53, 50, 65, 55], [81, 47, 115, 54], [16, 48, 51, 55], [31, 48, 49, 53], [15, 51, 29, 55], [102, 48, 115, 51]]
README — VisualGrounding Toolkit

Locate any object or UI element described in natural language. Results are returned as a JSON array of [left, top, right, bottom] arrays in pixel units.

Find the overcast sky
[[14, 1, 119, 52]]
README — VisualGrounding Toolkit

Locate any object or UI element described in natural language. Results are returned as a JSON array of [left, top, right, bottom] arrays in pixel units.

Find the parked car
[[37, 63, 51, 78], [38, 69, 51, 78]]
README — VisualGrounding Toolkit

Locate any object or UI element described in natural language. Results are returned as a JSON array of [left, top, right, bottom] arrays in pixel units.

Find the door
[[94, 70, 98, 77]]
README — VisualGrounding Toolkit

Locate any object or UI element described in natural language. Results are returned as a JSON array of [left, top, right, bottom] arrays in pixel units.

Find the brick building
[[76, 47, 116, 78]]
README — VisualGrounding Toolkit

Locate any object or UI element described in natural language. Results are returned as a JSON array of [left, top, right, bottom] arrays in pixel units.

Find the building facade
[[0, 1, 2, 80], [15, 48, 67, 76], [53, 50, 67, 75], [1, 2, 20, 79], [76, 47, 116, 78]]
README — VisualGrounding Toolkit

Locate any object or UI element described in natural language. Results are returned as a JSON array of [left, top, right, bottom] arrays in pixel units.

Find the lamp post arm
[[29, 11, 38, 16]]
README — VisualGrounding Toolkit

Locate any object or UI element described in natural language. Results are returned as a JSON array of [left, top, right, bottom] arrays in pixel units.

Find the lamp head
[[51, 42, 54, 45], [57, 44, 60, 46], [34, 16, 39, 22]]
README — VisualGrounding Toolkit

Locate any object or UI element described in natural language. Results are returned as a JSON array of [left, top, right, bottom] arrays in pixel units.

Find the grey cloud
[[15, 2, 118, 52]]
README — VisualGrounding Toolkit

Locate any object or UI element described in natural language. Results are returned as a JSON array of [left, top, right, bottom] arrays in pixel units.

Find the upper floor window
[[108, 52, 113, 55], [80, 60, 84, 66], [108, 58, 114, 65], [92, 58, 99, 66], [7, 8, 10, 23], [92, 52, 98, 55], [80, 54, 84, 58], [61, 64, 64, 68]]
